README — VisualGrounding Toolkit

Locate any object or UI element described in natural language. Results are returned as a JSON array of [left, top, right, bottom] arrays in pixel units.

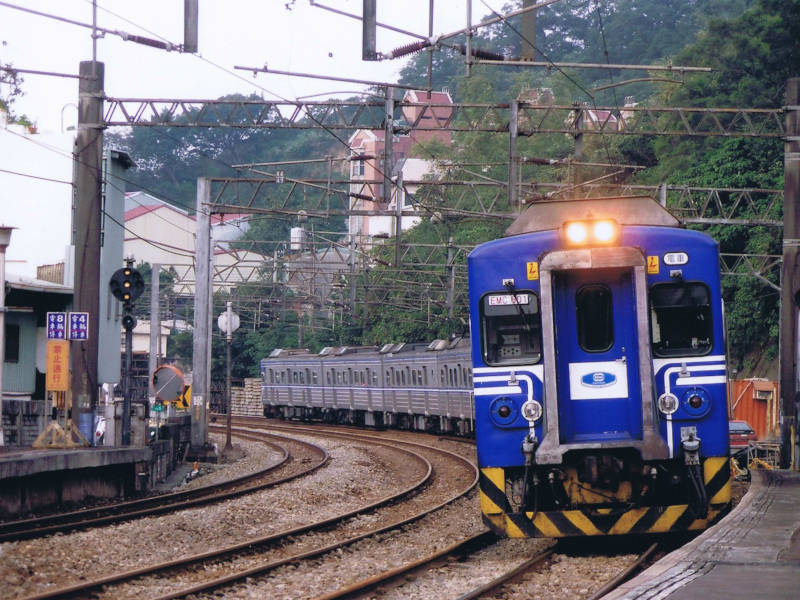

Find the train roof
[[264, 337, 470, 361], [505, 195, 680, 237]]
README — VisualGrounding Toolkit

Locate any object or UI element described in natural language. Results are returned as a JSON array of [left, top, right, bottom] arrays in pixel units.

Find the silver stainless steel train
[[260, 338, 475, 435]]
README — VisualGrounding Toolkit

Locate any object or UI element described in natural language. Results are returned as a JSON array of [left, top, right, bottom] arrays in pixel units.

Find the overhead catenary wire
[[3, 127, 198, 259], [0, 0, 182, 52], [0, 1, 647, 325]]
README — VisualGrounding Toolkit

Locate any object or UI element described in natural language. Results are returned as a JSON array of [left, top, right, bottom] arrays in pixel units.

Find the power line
[[0, 0, 182, 51], [0, 165, 72, 185]]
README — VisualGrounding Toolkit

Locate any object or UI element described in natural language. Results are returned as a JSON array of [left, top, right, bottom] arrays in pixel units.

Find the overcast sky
[[0, 1, 500, 277], [2, 0, 494, 132]]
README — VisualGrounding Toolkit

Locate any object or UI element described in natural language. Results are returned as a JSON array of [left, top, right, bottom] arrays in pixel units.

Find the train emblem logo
[[580, 371, 617, 387]]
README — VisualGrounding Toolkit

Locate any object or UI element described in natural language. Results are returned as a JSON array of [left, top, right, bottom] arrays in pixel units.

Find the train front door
[[553, 268, 643, 444]]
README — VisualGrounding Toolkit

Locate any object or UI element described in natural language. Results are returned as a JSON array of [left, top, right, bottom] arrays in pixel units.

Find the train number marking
[[647, 255, 660, 274], [526, 261, 539, 280]]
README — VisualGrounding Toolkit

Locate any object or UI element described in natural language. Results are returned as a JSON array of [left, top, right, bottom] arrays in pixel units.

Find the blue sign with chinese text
[[69, 312, 89, 341], [46, 312, 67, 339]]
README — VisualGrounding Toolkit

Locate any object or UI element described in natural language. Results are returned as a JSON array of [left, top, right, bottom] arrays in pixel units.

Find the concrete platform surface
[[0, 446, 151, 480], [602, 469, 800, 599]]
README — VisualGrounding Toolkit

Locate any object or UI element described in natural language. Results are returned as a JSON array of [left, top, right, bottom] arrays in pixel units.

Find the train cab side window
[[650, 282, 713, 357], [481, 291, 542, 366], [576, 284, 614, 352]]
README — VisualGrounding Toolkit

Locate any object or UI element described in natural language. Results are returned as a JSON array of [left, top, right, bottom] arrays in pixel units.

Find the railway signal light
[[110, 266, 144, 303], [121, 314, 137, 332]]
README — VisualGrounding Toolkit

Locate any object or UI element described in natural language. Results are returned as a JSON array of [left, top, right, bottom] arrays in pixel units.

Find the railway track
[[307, 535, 660, 600], [0, 427, 327, 542], [17, 423, 476, 600]]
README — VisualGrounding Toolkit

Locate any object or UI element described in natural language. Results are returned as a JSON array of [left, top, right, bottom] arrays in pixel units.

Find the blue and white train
[[468, 196, 731, 537]]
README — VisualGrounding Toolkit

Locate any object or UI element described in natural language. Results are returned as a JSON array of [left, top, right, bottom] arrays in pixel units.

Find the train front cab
[[471, 197, 731, 538]]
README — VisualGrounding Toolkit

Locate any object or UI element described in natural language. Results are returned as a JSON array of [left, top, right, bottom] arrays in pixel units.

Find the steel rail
[[137, 424, 478, 600], [585, 542, 660, 600], [309, 531, 500, 600], [0, 429, 322, 542], [21, 429, 437, 600], [453, 548, 556, 600]]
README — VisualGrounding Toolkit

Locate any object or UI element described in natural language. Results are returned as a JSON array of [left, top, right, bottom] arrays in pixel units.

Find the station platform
[[0, 446, 153, 518], [603, 468, 800, 599], [0, 446, 150, 479]]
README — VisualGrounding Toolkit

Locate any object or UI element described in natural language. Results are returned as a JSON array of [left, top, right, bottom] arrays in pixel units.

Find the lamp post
[[0, 225, 15, 446]]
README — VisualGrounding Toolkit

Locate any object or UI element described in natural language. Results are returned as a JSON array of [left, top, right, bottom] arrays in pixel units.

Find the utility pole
[[394, 170, 403, 265], [384, 86, 398, 266], [520, 0, 537, 61], [183, 0, 199, 53], [573, 105, 585, 188], [446, 237, 456, 319], [509, 99, 519, 210], [780, 78, 800, 470], [149, 263, 161, 408], [362, 0, 377, 60], [191, 178, 212, 456], [72, 60, 104, 441]]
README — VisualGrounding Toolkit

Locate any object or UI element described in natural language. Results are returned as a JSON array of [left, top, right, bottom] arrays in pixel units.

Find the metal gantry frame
[[98, 90, 794, 461]]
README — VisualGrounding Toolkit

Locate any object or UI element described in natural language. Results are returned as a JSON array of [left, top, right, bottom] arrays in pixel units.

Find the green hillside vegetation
[[102, 0, 798, 378]]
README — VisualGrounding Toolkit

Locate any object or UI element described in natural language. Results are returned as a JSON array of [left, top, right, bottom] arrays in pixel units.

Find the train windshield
[[481, 292, 542, 365], [649, 282, 713, 357]]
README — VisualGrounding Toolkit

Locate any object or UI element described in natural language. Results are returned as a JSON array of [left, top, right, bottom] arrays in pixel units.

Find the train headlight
[[563, 219, 619, 246], [521, 400, 543, 423], [593, 220, 617, 242], [657, 393, 679, 416], [565, 222, 588, 244]]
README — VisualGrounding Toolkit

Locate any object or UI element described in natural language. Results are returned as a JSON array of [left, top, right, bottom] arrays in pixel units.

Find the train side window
[[576, 284, 614, 352], [481, 291, 542, 366], [312, 372, 318, 384], [650, 282, 713, 357]]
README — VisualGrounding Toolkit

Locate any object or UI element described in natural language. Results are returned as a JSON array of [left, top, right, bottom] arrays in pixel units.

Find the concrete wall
[[0, 399, 45, 446]]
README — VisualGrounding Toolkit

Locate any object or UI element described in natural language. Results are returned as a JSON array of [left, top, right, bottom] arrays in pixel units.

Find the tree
[[636, 0, 799, 373]]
